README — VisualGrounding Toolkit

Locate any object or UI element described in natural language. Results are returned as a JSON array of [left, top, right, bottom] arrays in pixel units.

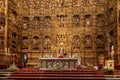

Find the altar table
[[38, 58, 79, 70]]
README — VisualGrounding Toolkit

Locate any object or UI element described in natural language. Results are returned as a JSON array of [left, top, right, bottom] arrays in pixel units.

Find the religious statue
[[60, 17, 66, 27], [59, 48, 66, 58], [33, 37, 39, 46], [11, 54, 17, 64], [74, 39, 80, 48], [85, 18, 91, 26], [72, 35, 80, 52], [73, 15, 80, 27], [96, 14, 104, 26], [59, 48, 64, 55], [34, 21, 40, 29], [44, 36, 51, 51], [45, 18, 51, 28], [110, 45, 114, 60], [85, 35, 92, 47], [22, 38, 29, 46], [22, 23, 29, 29]]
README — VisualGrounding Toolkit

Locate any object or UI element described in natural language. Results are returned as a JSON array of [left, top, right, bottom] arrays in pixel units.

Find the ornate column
[[117, 0, 120, 64], [4, 0, 9, 66]]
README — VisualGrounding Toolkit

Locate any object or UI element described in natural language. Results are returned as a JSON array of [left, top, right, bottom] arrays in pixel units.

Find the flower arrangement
[[7, 63, 19, 72], [103, 62, 114, 71], [103, 63, 114, 75], [53, 62, 62, 70]]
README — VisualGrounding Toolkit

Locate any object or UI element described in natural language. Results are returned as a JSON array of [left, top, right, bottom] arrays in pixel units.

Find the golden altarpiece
[[0, 0, 119, 67]]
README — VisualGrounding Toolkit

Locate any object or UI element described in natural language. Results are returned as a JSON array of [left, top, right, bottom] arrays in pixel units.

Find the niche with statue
[[44, 36, 51, 52], [32, 36, 40, 51], [72, 35, 80, 52]]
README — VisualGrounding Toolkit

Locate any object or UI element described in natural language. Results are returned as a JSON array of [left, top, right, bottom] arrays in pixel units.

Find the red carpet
[[8, 68, 105, 80]]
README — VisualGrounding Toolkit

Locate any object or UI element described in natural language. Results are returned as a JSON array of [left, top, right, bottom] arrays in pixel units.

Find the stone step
[[8, 76, 105, 80], [11, 73, 99, 77]]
